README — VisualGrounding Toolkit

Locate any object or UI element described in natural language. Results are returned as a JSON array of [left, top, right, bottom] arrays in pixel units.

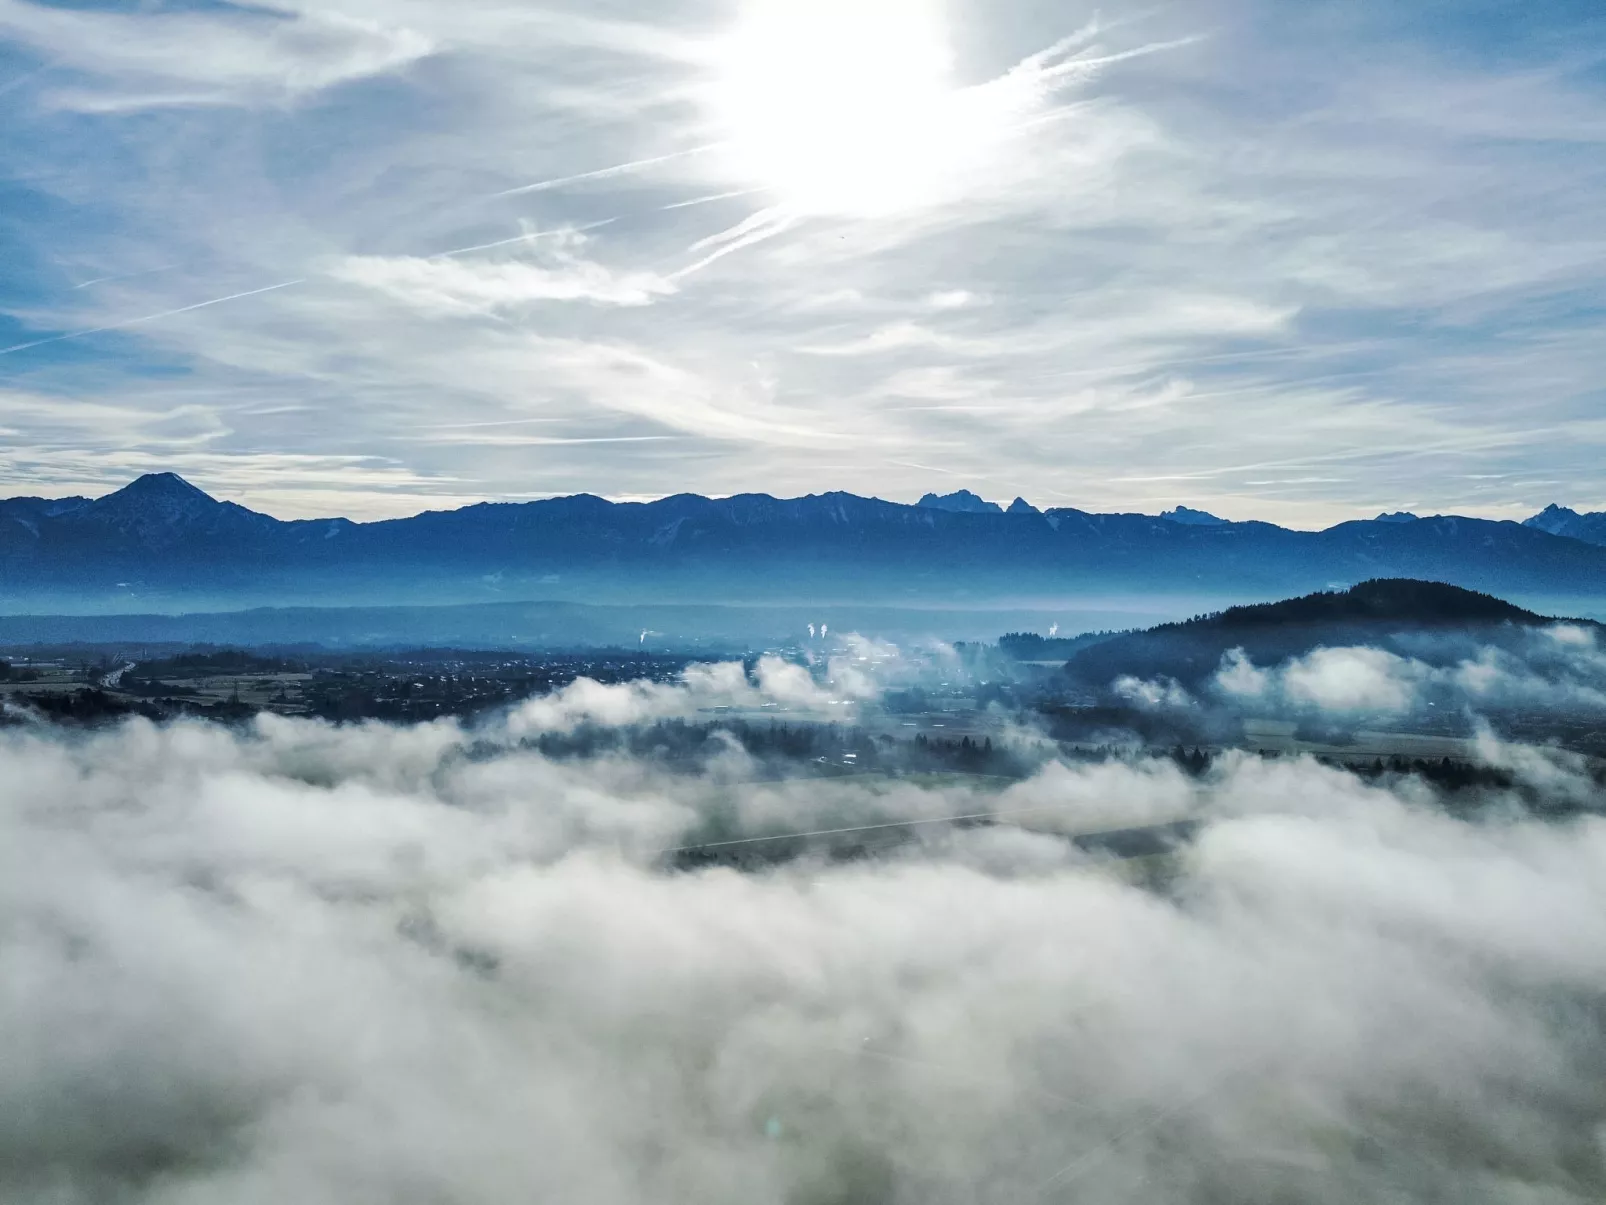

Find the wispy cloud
[[0, 0, 432, 109], [332, 251, 674, 311]]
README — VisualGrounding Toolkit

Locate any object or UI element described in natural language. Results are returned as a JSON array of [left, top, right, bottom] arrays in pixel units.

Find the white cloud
[[332, 245, 678, 312], [1113, 673, 1192, 709], [1212, 625, 1606, 717], [4, 697, 1606, 1200], [1216, 647, 1271, 699], [504, 642, 917, 735], [0, 0, 432, 109], [1281, 646, 1423, 713], [504, 655, 850, 733]]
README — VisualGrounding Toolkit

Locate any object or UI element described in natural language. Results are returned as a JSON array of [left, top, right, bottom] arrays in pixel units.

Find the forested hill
[[1063, 579, 1586, 690], [1173, 578, 1545, 631]]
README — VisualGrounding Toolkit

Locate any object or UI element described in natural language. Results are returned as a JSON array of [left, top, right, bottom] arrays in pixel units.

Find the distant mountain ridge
[[1159, 506, 1226, 526], [4, 474, 1606, 613], [917, 489, 1002, 514]]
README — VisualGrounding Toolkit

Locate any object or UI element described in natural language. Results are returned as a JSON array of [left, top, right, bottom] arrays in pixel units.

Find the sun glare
[[706, 0, 976, 217]]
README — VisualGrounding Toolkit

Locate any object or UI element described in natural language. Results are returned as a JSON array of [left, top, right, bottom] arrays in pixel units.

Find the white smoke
[[3, 671, 1606, 1203]]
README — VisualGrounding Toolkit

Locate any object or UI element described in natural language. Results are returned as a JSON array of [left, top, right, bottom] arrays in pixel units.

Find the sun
[[704, 0, 975, 217]]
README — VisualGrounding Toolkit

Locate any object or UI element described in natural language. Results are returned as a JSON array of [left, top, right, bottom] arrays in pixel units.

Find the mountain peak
[[917, 489, 1003, 515], [114, 472, 215, 502], [1524, 503, 1584, 537], [71, 471, 277, 549], [1006, 497, 1040, 515], [1160, 506, 1226, 526], [1373, 511, 1419, 523]]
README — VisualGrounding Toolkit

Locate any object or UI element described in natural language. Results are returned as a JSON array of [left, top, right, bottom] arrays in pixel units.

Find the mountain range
[[5, 473, 1606, 615]]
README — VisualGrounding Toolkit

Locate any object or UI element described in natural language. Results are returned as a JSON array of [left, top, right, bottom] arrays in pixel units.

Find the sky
[[0, 0, 1603, 525]]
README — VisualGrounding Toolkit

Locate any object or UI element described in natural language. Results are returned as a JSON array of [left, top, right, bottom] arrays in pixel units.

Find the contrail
[[672, 207, 797, 280], [0, 215, 616, 361], [687, 205, 788, 254], [890, 459, 967, 478], [70, 264, 179, 290], [0, 279, 306, 358], [661, 188, 767, 211], [491, 143, 726, 199], [428, 218, 617, 259], [1008, 17, 1105, 74], [412, 416, 567, 431], [1033, 36, 1203, 85]]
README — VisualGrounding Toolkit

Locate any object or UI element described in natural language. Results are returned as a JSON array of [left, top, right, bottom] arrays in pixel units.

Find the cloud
[[0, 0, 432, 110], [1215, 647, 1270, 698], [504, 655, 844, 733], [1280, 645, 1424, 713], [4, 683, 1606, 1201], [1213, 624, 1606, 716], [0, 389, 226, 452], [503, 641, 916, 735], [332, 242, 678, 312], [1113, 673, 1193, 709]]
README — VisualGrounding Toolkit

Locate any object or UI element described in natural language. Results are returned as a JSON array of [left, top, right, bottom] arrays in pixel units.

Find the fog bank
[[4, 687, 1606, 1203]]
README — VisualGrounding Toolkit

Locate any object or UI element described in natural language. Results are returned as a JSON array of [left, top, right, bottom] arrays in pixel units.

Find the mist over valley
[[6, 574, 1606, 1199]]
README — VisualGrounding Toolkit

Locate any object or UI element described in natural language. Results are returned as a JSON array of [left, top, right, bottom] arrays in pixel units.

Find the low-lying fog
[[5, 641, 1606, 1203]]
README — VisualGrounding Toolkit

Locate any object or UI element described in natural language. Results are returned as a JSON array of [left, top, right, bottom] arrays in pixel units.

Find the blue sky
[[1, 0, 1603, 524]]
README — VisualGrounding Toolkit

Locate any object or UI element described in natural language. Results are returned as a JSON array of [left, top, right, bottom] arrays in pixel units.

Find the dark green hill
[[1193, 578, 1539, 628], [1064, 579, 1584, 690]]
